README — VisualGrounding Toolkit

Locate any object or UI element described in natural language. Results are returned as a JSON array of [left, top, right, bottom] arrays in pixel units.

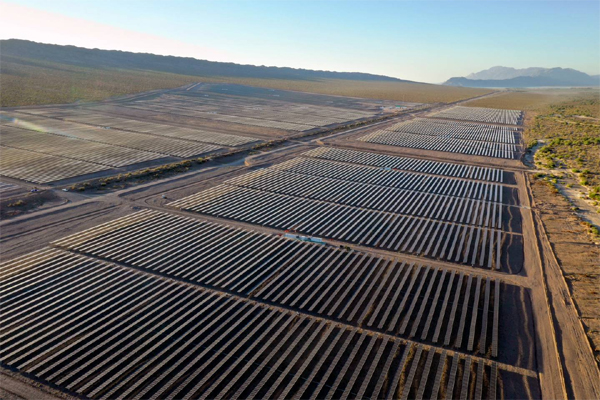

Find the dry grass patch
[[1, 57, 200, 107], [463, 88, 599, 111], [194, 76, 494, 104]]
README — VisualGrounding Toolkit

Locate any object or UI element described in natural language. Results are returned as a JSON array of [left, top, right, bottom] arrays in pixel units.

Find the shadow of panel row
[[0, 248, 539, 400], [302, 147, 508, 183], [169, 185, 506, 270], [52, 209, 501, 355]]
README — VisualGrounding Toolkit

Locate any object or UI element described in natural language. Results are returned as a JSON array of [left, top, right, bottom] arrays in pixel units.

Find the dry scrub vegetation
[[463, 88, 599, 111], [473, 89, 600, 210], [194, 76, 494, 103], [519, 90, 600, 366], [1, 56, 493, 107], [1, 57, 200, 107], [525, 94, 600, 193]]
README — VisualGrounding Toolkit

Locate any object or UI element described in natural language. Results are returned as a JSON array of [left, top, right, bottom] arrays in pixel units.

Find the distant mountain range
[[444, 66, 599, 88], [0, 39, 408, 83]]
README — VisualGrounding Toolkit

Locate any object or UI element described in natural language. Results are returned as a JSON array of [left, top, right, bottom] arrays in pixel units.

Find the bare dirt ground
[[524, 147, 600, 231], [524, 173, 600, 399], [529, 175, 600, 366]]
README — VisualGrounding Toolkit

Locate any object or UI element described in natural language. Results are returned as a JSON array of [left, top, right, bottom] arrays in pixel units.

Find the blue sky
[[1, 0, 598, 83]]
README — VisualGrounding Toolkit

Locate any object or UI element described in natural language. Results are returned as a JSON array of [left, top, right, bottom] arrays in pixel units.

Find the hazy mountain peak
[[467, 66, 548, 80], [446, 66, 599, 88]]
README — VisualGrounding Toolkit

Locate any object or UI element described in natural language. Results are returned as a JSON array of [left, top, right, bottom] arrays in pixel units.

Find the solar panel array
[[1, 98, 530, 399], [386, 118, 519, 144], [360, 129, 520, 159], [1, 125, 161, 167], [0, 146, 110, 184], [169, 147, 510, 270], [428, 106, 523, 125], [0, 181, 19, 193], [225, 168, 503, 228], [2, 210, 503, 399], [14, 109, 258, 147], [0, 111, 236, 182], [356, 106, 523, 159], [302, 147, 505, 182], [121, 93, 377, 131], [53, 209, 500, 352]]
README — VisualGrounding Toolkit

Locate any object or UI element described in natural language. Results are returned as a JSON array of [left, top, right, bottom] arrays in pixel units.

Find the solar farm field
[[169, 148, 522, 272], [303, 147, 508, 182], [2, 84, 573, 400], [119, 92, 378, 132], [1, 125, 162, 167], [0, 112, 230, 183], [385, 119, 520, 144], [78, 82, 397, 140], [0, 82, 405, 184], [1, 211, 537, 400], [0, 146, 111, 184], [14, 108, 259, 147], [52, 209, 502, 355], [358, 118, 523, 159], [428, 106, 523, 125]]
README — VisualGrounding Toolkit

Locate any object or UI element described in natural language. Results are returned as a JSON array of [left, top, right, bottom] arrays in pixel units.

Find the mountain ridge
[[446, 66, 599, 88], [0, 39, 411, 83]]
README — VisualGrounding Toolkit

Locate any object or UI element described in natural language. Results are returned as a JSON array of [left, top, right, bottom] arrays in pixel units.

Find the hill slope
[[0, 39, 493, 106], [1, 39, 405, 83], [446, 66, 599, 88]]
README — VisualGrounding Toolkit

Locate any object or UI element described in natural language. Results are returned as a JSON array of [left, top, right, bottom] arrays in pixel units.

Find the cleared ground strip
[[428, 106, 523, 125], [170, 184, 503, 269], [51, 209, 501, 355], [1, 247, 501, 400], [302, 147, 505, 182]]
